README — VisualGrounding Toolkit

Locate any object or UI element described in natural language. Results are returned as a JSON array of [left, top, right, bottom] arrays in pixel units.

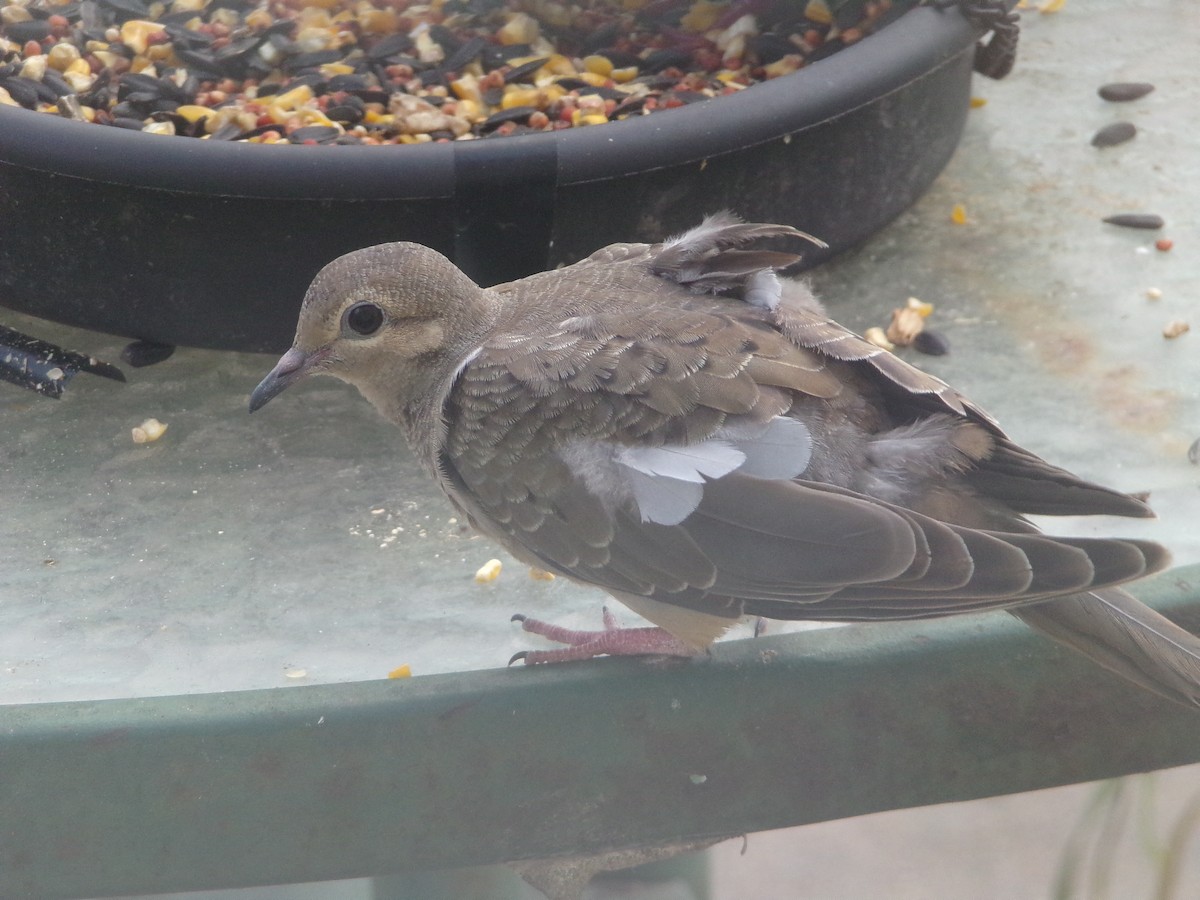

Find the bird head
[[249, 242, 495, 419]]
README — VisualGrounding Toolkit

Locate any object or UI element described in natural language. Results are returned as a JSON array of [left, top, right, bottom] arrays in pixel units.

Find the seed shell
[[1102, 214, 1165, 230], [1091, 121, 1136, 148], [1098, 82, 1155, 102]]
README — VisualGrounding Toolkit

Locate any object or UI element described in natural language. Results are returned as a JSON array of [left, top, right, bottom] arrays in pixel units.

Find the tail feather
[[1011, 587, 1200, 709]]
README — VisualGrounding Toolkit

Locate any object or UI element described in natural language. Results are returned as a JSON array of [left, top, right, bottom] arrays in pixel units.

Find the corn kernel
[[804, 0, 832, 25], [273, 83, 314, 110], [119, 20, 165, 55], [475, 558, 503, 583], [501, 86, 540, 109], [174, 104, 213, 123], [680, 0, 726, 32], [497, 12, 539, 45], [906, 297, 935, 317]]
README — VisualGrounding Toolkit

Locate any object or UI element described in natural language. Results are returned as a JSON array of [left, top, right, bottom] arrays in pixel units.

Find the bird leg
[[509, 607, 697, 665]]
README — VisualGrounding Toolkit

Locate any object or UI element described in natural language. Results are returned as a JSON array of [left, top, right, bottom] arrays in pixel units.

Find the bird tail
[[1011, 588, 1200, 709]]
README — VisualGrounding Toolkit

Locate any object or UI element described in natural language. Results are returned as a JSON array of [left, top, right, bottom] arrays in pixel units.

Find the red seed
[[23, 40, 41, 57], [1155, 238, 1174, 252]]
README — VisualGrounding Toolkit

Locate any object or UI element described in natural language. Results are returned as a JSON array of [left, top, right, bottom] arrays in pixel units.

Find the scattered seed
[[969, 96, 987, 108], [387, 664, 412, 679], [951, 203, 968, 225], [1146, 287, 1163, 301], [1188, 438, 1200, 465], [906, 297, 934, 317], [1091, 121, 1136, 148], [1163, 320, 1190, 339], [864, 327, 894, 351], [1098, 82, 1155, 102], [528, 567, 555, 581], [1103, 214, 1164, 230], [475, 558, 502, 583], [1155, 238, 1174, 252], [0, 0, 908, 147], [913, 329, 950, 356], [886, 307, 925, 346], [284, 668, 307, 679], [121, 339, 175, 367], [131, 417, 168, 443]]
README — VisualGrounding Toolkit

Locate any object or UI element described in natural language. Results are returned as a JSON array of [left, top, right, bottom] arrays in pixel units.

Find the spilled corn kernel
[[475, 558, 503, 583]]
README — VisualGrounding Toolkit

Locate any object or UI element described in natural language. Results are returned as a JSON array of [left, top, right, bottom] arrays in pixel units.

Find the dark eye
[[345, 302, 384, 336]]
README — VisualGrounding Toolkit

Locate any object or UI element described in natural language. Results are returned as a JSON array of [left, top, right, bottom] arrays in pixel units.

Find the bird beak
[[249, 347, 323, 412]]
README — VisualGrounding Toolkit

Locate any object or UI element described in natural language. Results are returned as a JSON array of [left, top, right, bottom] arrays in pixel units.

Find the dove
[[250, 213, 1200, 708]]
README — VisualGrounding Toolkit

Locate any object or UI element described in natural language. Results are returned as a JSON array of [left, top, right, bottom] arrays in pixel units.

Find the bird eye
[[344, 302, 384, 336]]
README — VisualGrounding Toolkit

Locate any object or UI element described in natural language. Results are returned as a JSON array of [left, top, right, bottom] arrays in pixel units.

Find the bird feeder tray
[[0, 6, 981, 352]]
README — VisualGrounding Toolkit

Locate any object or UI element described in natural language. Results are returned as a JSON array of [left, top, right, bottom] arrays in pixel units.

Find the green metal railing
[[4, 564, 1200, 899]]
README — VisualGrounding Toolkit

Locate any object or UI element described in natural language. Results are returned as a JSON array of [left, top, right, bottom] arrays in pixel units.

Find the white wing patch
[[743, 270, 783, 311], [616, 440, 745, 483], [613, 417, 813, 525], [732, 416, 812, 479]]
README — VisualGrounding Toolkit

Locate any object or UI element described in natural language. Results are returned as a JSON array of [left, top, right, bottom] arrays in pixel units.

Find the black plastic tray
[[0, 7, 979, 352]]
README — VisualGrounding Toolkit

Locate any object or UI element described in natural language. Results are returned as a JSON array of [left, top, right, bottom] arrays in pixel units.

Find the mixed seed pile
[[0, 0, 909, 145]]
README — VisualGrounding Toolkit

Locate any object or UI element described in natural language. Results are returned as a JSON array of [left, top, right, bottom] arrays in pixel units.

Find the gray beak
[[249, 347, 319, 413]]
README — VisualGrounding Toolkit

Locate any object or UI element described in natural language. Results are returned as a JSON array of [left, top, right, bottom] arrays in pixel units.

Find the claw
[[508, 651, 528, 667], [0, 325, 125, 398], [510, 613, 527, 623]]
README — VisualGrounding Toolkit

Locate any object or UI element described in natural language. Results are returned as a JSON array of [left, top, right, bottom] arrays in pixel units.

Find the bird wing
[[438, 283, 1163, 640]]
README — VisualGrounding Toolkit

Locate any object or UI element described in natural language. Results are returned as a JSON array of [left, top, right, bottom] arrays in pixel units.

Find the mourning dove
[[251, 214, 1200, 708]]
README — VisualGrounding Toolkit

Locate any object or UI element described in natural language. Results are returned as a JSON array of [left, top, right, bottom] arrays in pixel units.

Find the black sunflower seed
[[642, 47, 693, 73], [1098, 82, 1154, 102], [1091, 121, 1136, 148], [913, 330, 950, 356], [288, 125, 341, 144], [479, 105, 536, 131], [1102, 213, 1164, 230], [504, 57, 550, 84], [120, 340, 175, 367], [4, 20, 52, 42]]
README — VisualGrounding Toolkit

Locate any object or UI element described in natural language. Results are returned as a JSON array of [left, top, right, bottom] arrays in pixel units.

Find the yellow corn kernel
[[540, 53, 576, 76], [501, 86, 540, 109], [244, 8, 271, 29], [47, 42, 81, 71], [474, 558, 503, 583], [583, 54, 614, 76], [357, 8, 397, 33], [454, 98, 481, 121], [387, 664, 413, 679], [573, 71, 609, 87], [804, 0, 832, 24], [451, 73, 482, 103], [498, 12, 539, 45], [539, 83, 567, 104], [273, 83, 315, 110], [174, 104, 213, 123], [906, 297, 935, 317], [610, 66, 638, 83], [119, 20, 164, 55], [680, 0, 726, 32], [572, 110, 608, 126], [319, 63, 355, 78], [951, 203, 968, 225]]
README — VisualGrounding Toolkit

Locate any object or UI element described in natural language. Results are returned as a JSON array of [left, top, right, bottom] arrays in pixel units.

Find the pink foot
[[509, 607, 697, 665]]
